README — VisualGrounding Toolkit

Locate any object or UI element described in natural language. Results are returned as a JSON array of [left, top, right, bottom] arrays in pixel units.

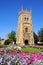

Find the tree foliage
[[8, 31, 16, 44], [33, 32, 39, 44], [4, 39, 11, 45], [38, 28, 43, 42]]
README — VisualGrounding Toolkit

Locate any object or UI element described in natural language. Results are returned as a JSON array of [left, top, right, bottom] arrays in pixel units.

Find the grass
[[0, 44, 43, 52], [22, 47, 43, 52]]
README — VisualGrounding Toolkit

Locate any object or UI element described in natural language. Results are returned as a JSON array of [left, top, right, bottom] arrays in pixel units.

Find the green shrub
[[0, 44, 8, 48], [4, 39, 11, 45]]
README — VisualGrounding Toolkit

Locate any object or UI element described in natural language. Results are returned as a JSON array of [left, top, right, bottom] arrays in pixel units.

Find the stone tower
[[16, 9, 34, 46]]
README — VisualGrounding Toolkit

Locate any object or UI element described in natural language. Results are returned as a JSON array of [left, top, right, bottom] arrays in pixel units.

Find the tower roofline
[[19, 9, 30, 16]]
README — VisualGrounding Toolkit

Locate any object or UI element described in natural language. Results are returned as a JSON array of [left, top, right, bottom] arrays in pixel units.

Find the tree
[[0, 37, 1, 41], [4, 39, 11, 45], [33, 32, 39, 45], [8, 31, 16, 44], [38, 28, 43, 42]]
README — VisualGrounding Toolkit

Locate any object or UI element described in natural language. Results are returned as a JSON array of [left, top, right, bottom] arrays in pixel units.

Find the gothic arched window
[[24, 17, 29, 21], [24, 17, 26, 21], [25, 28, 28, 32], [27, 18, 28, 21]]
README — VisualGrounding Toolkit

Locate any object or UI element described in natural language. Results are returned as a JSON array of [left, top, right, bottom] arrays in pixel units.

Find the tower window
[[25, 28, 28, 32], [24, 17, 29, 21], [24, 17, 26, 21], [27, 18, 28, 21]]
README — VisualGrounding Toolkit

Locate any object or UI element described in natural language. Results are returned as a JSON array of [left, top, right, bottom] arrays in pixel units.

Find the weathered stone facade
[[16, 9, 34, 45]]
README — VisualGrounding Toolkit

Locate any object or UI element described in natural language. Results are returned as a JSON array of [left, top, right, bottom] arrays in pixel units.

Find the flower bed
[[9, 50, 43, 65], [0, 46, 43, 65]]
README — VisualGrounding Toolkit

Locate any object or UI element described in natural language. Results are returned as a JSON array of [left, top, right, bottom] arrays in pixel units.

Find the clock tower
[[16, 9, 34, 46]]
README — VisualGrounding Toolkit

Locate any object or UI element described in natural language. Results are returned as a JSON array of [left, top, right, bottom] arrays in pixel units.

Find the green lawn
[[22, 47, 43, 52], [0, 44, 43, 52]]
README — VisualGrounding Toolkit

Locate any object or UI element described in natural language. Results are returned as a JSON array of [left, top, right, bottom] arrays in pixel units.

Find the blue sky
[[0, 0, 43, 39]]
